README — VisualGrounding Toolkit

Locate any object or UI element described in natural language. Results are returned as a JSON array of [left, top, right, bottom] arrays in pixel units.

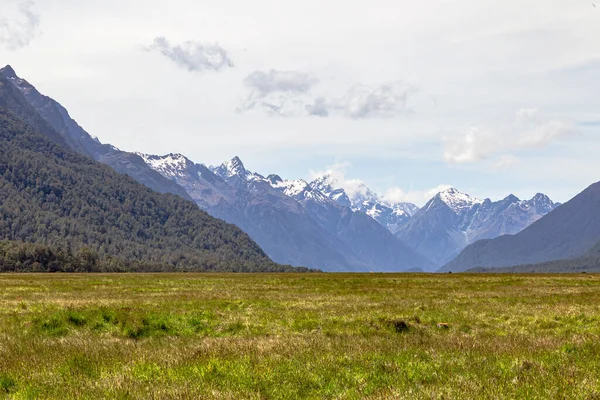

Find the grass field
[[1, 273, 600, 399]]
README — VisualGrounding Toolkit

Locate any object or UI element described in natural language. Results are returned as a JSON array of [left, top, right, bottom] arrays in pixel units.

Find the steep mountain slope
[[0, 101, 288, 271], [396, 188, 558, 266], [443, 182, 600, 272], [0, 65, 192, 201], [310, 174, 418, 233], [467, 240, 600, 273]]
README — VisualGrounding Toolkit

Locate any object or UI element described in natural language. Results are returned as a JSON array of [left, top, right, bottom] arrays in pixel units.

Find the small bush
[[0, 374, 16, 394], [34, 315, 69, 337], [384, 319, 411, 333], [65, 310, 87, 327]]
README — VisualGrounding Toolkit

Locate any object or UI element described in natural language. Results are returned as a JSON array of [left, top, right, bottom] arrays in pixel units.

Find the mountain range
[[0, 65, 567, 272], [135, 153, 433, 272]]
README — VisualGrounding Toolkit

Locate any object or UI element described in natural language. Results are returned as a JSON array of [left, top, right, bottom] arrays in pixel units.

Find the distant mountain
[[0, 76, 288, 272], [396, 188, 558, 266], [310, 174, 418, 233], [135, 153, 434, 272], [267, 175, 435, 272], [443, 182, 600, 272], [0, 65, 193, 201]]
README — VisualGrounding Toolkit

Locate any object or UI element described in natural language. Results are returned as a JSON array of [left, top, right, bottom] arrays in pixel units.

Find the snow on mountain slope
[[437, 188, 484, 215], [135, 153, 190, 179], [310, 174, 419, 233], [396, 187, 559, 266], [212, 156, 252, 180]]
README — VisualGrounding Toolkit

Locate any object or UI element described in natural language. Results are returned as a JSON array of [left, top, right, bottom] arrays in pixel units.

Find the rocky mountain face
[[0, 65, 193, 201], [395, 188, 559, 266], [443, 182, 600, 272]]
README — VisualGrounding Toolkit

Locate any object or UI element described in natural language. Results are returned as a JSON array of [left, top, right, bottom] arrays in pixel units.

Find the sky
[[1, 0, 599, 206]]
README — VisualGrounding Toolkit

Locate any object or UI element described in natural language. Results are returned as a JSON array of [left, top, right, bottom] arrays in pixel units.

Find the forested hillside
[[0, 104, 302, 272]]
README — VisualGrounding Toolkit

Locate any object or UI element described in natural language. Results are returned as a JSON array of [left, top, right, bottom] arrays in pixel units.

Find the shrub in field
[[0, 374, 16, 394]]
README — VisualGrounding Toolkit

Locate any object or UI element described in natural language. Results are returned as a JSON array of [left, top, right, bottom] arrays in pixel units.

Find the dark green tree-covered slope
[[0, 102, 295, 272]]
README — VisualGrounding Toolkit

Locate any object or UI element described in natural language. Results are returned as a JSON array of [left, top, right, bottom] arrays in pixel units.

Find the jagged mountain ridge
[[134, 153, 434, 272], [134, 152, 558, 271], [395, 188, 559, 266]]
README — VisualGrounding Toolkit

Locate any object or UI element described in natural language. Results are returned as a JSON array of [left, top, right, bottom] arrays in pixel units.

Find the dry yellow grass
[[0, 273, 599, 399]]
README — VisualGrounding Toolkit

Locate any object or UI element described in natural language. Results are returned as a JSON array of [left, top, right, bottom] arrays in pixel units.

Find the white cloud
[[443, 126, 499, 164], [330, 82, 416, 119], [0, 0, 40, 50], [237, 69, 319, 116], [308, 161, 374, 199], [147, 37, 234, 72], [239, 70, 416, 119], [310, 161, 453, 206], [492, 154, 520, 170], [243, 70, 318, 96], [444, 108, 577, 164], [516, 108, 576, 147], [383, 184, 453, 205]]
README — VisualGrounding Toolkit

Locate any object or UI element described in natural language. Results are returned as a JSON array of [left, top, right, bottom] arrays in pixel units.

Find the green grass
[[0, 273, 600, 399]]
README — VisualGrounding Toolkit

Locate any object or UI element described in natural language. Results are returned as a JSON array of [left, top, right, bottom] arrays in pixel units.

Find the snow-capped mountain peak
[[224, 156, 247, 176], [436, 188, 484, 214], [135, 153, 190, 178], [310, 174, 352, 208], [212, 156, 251, 179], [310, 174, 339, 195]]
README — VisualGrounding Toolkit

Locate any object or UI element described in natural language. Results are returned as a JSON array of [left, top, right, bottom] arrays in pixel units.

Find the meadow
[[0, 273, 599, 399]]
